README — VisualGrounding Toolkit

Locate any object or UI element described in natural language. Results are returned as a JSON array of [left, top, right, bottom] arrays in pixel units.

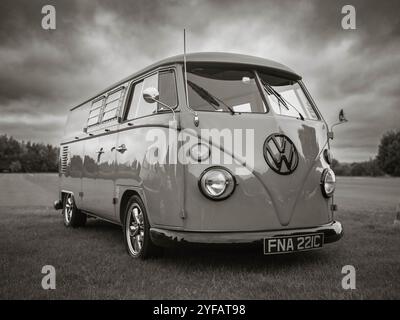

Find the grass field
[[0, 174, 399, 299]]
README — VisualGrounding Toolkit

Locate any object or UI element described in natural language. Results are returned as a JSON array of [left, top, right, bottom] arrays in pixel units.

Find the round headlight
[[190, 143, 210, 162], [321, 168, 336, 198], [199, 167, 236, 200]]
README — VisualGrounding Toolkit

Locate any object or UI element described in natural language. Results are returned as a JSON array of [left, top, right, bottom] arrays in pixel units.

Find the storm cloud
[[0, 0, 399, 161]]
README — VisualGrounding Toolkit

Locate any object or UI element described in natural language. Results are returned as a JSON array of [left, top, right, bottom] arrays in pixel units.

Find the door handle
[[115, 144, 127, 153], [96, 148, 104, 162]]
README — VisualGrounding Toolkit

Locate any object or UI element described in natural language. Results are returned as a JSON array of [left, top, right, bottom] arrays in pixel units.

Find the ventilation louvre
[[60, 146, 69, 174]]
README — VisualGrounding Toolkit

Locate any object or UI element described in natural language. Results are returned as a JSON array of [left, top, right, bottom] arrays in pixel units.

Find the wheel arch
[[60, 190, 74, 206], [119, 189, 144, 225]]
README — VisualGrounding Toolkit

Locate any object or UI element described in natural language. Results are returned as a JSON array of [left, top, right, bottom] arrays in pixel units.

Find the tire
[[123, 195, 163, 259], [63, 193, 86, 228]]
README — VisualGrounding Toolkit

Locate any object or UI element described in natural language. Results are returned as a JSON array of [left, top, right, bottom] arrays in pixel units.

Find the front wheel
[[123, 195, 162, 259], [63, 193, 86, 228]]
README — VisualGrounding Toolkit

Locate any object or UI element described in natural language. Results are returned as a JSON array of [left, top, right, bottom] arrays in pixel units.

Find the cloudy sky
[[0, 0, 399, 162]]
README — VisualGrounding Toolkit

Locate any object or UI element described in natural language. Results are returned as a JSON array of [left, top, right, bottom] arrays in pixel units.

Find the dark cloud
[[0, 0, 399, 161]]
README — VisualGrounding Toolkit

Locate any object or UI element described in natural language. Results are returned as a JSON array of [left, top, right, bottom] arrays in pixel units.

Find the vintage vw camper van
[[54, 52, 342, 259]]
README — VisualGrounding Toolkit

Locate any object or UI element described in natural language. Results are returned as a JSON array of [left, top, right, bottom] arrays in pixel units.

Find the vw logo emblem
[[263, 134, 299, 175]]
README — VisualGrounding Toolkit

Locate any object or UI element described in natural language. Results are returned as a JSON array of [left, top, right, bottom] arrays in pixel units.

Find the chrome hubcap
[[65, 195, 73, 223], [126, 205, 145, 255]]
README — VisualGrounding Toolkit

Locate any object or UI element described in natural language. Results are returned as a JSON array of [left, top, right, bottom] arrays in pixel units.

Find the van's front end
[[151, 53, 342, 255]]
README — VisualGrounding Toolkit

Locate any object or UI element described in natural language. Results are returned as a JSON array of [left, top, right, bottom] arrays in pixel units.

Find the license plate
[[263, 233, 324, 255]]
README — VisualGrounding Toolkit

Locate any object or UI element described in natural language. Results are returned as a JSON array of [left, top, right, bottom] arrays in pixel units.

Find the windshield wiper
[[262, 80, 305, 121], [187, 80, 235, 115]]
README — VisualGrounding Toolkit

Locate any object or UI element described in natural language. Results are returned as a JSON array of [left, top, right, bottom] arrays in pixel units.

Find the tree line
[[0, 129, 399, 176], [331, 130, 400, 177], [331, 158, 384, 177], [0, 135, 59, 172]]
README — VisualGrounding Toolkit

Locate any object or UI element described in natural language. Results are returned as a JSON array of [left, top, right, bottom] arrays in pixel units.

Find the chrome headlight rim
[[321, 168, 336, 198], [198, 166, 236, 201]]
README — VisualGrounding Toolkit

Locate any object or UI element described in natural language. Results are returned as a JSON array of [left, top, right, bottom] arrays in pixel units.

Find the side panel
[[94, 131, 118, 219], [79, 83, 127, 221], [81, 125, 119, 221], [60, 141, 84, 207], [81, 136, 100, 212], [116, 114, 184, 227], [59, 102, 90, 207]]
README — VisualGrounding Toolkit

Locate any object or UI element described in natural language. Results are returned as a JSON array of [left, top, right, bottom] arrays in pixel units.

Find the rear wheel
[[63, 193, 86, 228], [123, 195, 162, 259]]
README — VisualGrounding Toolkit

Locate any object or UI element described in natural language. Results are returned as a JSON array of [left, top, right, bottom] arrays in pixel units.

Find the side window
[[87, 97, 105, 127], [125, 73, 158, 120], [125, 80, 144, 120], [102, 87, 125, 122], [158, 70, 178, 111]]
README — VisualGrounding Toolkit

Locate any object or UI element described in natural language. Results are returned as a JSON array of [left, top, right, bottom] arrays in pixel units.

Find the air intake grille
[[60, 146, 69, 174]]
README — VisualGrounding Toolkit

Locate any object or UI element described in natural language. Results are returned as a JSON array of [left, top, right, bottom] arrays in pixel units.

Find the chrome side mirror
[[142, 87, 176, 123], [142, 87, 159, 103]]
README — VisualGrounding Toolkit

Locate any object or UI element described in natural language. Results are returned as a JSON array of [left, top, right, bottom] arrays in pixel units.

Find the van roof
[[158, 52, 300, 78], [70, 52, 301, 111]]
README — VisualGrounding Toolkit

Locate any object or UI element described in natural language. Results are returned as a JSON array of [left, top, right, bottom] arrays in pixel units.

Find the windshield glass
[[259, 73, 319, 120], [187, 67, 265, 113]]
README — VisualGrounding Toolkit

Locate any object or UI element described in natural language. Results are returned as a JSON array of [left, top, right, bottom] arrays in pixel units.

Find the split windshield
[[258, 73, 319, 120], [187, 68, 265, 113], [186, 66, 319, 120]]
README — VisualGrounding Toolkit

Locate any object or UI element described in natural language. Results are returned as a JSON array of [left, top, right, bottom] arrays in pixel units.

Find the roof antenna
[[183, 28, 199, 127]]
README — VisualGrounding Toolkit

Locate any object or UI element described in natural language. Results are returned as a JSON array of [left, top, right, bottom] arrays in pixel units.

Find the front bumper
[[150, 221, 343, 247]]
